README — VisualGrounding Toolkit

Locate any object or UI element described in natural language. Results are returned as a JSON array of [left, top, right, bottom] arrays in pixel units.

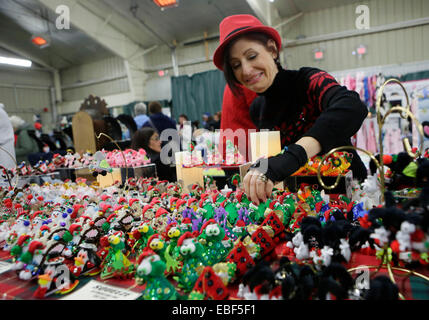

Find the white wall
[[143, 39, 218, 76], [56, 41, 219, 115], [140, 40, 219, 103], [58, 91, 134, 116], [57, 56, 135, 116], [144, 75, 172, 101], [281, 0, 429, 72], [60, 56, 130, 102], [0, 65, 54, 131]]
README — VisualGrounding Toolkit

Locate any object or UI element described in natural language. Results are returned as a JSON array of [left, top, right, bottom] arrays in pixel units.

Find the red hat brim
[[213, 15, 282, 71]]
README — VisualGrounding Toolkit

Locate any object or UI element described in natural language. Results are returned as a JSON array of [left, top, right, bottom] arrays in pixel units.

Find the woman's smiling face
[[228, 37, 279, 93]]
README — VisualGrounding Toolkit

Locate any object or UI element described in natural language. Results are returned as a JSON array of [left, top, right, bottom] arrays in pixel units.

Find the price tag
[[61, 280, 141, 300], [0, 261, 13, 274]]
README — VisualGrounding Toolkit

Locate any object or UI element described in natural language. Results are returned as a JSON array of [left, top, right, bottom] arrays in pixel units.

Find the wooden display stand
[[175, 151, 204, 194], [74, 168, 122, 188], [238, 162, 252, 186], [249, 131, 284, 190], [249, 131, 282, 162], [96, 168, 122, 188], [74, 168, 96, 183], [72, 111, 97, 154]]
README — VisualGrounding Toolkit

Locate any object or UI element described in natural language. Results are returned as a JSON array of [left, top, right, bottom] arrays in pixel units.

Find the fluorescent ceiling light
[[0, 56, 32, 68]]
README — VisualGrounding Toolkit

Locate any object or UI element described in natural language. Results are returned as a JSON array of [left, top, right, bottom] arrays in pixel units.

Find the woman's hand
[[242, 142, 314, 205], [243, 169, 274, 205]]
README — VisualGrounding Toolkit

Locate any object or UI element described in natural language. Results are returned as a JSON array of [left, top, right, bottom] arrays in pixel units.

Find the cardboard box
[[175, 151, 204, 193], [249, 131, 284, 190], [97, 168, 122, 188]]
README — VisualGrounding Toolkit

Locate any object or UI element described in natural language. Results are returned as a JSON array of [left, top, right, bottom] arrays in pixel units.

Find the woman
[[177, 114, 189, 136], [213, 14, 368, 205], [212, 112, 221, 130], [178, 114, 189, 127], [131, 127, 176, 182]]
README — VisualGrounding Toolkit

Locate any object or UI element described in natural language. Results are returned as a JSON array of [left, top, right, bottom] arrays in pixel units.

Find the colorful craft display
[[0, 148, 151, 182], [182, 139, 245, 168], [292, 151, 352, 176], [105, 149, 151, 168], [135, 248, 178, 300], [0, 150, 428, 301]]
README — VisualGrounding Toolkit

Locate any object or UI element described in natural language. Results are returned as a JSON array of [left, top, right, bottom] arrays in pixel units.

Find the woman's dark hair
[[148, 101, 162, 114], [214, 111, 221, 120], [131, 127, 157, 152], [179, 114, 189, 121], [223, 32, 281, 97]]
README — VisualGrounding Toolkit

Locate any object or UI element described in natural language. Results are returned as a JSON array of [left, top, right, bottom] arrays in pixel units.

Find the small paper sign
[[61, 280, 141, 300], [0, 261, 13, 274]]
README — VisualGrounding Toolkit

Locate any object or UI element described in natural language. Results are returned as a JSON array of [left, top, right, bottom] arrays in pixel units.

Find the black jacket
[[250, 67, 368, 181], [146, 150, 177, 182]]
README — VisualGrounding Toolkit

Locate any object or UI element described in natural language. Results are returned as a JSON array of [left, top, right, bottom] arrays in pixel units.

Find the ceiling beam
[[36, 0, 148, 68], [274, 12, 303, 30], [284, 16, 429, 48], [246, 0, 270, 25], [98, 0, 161, 48], [246, 0, 281, 26]]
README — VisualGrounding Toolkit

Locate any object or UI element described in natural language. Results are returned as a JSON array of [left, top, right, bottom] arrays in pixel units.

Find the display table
[[55, 164, 157, 184], [1, 244, 427, 300]]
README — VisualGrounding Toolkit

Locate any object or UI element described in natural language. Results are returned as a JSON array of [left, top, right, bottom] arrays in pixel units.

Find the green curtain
[[122, 102, 135, 116], [171, 69, 226, 123]]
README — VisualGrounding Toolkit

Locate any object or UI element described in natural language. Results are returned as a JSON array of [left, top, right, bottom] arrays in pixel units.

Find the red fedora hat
[[213, 14, 282, 71]]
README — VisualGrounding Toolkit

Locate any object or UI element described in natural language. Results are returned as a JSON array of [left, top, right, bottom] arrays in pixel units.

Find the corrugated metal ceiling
[[0, 0, 365, 70], [0, 0, 115, 69]]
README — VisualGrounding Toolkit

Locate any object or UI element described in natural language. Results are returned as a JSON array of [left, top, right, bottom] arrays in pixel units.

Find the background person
[[133, 102, 150, 129], [201, 112, 210, 129], [9, 115, 39, 164], [147, 101, 176, 137], [131, 127, 176, 182], [212, 111, 221, 131], [178, 114, 189, 129]]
